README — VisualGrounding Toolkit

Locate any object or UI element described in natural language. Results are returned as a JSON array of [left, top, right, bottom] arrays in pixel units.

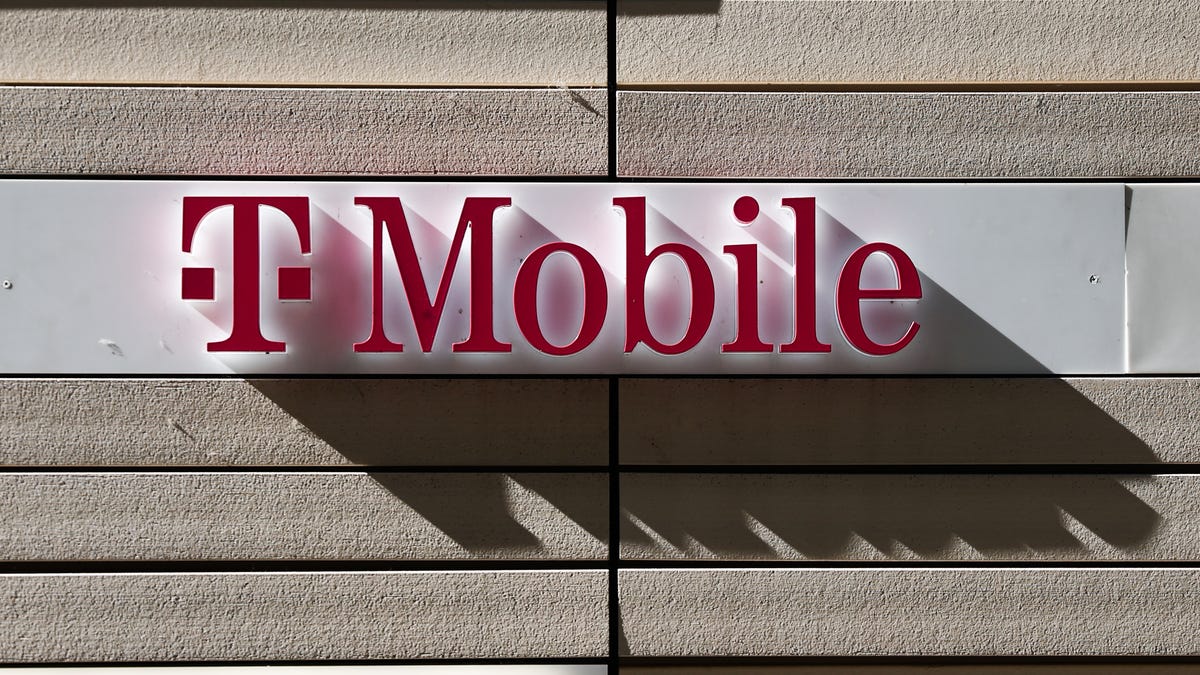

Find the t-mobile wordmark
[[181, 195, 921, 356]]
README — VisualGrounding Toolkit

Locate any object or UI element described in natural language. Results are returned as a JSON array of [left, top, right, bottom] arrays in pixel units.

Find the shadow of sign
[[249, 378, 1161, 560], [620, 474, 1161, 560], [359, 473, 611, 554], [369, 473, 610, 554], [617, 0, 723, 15], [249, 377, 609, 556], [619, 378, 1159, 466], [0, 1, 604, 9], [242, 194, 1146, 561]]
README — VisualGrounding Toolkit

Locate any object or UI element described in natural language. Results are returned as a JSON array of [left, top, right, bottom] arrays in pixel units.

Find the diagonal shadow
[[619, 377, 1157, 465], [618, 0, 723, 16], [244, 207, 610, 557], [224, 196, 1155, 563], [618, 207, 1160, 561], [514, 473, 611, 545], [621, 208, 1131, 465], [621, 474, 1161, 560], [248, 379, 611, 556], [0, 1, 606, 9], [368, 473, 541, 551]]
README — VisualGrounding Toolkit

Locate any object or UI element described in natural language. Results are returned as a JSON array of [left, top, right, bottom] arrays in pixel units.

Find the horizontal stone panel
[[0, 86, 607, 175], [618, 0, 1200, 84], [620, 568, 1200, 656], [1, 571, 606, 661], [622, 474, 1184, 561], [0, 473, 606, 561], [8, 379, 1193, 467], [619, 662, 1200, 667], [31, 662, 604, 667], [0, 379, 607, 466], [620, 378, 1199, 464], [617, 92, 1200, 178], [0, 3, 604, 85]]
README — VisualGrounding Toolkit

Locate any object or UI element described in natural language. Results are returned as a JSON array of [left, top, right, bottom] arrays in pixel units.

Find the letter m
[[353, 196, 512, 353]]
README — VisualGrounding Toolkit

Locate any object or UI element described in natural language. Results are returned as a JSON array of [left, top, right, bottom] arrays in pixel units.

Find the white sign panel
[[0, 181, 1124, 374]]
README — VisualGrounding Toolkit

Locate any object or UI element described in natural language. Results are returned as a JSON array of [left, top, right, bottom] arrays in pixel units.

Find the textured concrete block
[[620, 474, 1190, 561], [620, 378, 1200, 464], [0, 86, 607, 175], [624, 662, 1200, 667], [618, 0, 1200, 84], [620, 568, 1200, 656], [0, 3, 604, 85], [0, 473, 606, 560], [0, 379, 607, 466], [1, 669, 606, 675], [1, 571, 607, 661], [617, 92, 1200, 178]]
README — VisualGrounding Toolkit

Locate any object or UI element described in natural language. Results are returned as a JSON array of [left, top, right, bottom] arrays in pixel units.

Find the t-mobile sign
[[0, 182, 1124, 374]]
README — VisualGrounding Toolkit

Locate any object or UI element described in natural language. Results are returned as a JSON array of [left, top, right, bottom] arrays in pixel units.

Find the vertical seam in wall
[[606, 5, 619, 672], [607, 0, 618, 180], [608, 376, 620, 671]]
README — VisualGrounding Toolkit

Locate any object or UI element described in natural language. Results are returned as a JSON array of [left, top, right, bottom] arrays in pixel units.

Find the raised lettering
[[353, 197, 512, 353], [181, 196, 310, 353], [615, 196, 715, 355], [780, 197, 832, 353], [514, 242, 608, 356], [836, 243, 922, 356]]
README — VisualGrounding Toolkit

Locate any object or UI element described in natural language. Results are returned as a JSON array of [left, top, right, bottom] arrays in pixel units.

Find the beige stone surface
[[624, 662, 1200, 667], [621, 474, 1187, 561], [0, 473, 606, 560], [617, 92, 1200, 178], [0, 3, 604, 85], [620, 568, 1200, 656], [618, 0, 1200, 84], [621, 378, 1200, 464], [3, 670, 604, 675], [8, 378, 1194, 466], [0, 86, 607, 175], [4, 670, 605, 675], [1, 571, 606, 661], [624, 379, 1200, 461], [0, 379, 607, 466]]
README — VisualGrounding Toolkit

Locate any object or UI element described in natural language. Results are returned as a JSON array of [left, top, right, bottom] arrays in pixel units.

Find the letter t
[[181, 196, 311, 352]]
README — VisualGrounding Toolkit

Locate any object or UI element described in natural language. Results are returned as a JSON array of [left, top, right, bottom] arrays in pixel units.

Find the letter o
[[514, 242, 608, 355]]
